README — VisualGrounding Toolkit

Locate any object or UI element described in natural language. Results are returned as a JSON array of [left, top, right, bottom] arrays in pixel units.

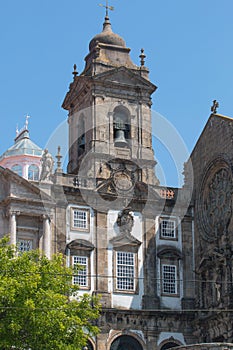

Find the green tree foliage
[[0, 237, 100, 350]]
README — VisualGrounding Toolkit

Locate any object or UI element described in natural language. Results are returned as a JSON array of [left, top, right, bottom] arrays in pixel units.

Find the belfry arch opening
[[113, 106, 131, 148]]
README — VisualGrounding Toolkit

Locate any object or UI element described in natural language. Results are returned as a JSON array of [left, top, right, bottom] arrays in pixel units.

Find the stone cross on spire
[[99, 0, 114, 17], [211, 100, 219, 114]]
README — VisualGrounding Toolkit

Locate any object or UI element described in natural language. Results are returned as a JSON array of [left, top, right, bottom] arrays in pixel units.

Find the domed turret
[[0, 117, 43, 181], [89, 16, 126, 51], [83, 14, 137, 75]]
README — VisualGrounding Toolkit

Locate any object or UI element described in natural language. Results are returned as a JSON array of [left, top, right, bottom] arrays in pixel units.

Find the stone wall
[[174, 343, 233, 350]]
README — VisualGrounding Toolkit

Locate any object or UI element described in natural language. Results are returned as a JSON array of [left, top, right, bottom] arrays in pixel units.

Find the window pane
[[73, 210, 87, 229], [162, 264, 177, 294], [160, 219, 176, 238], [28, 164, 39, 180], [117, 252, 135, 291], [73, 256, 88, 287], [11, 164, 22, 177], [17, 239, 33, 252]]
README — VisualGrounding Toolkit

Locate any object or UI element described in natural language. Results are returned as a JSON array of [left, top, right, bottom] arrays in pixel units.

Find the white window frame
[[71, 208, 89, 232], [11, 164, 23, 177], [160, 218, 176, 239], [72, 255, 89, 288], [162, 264, 177, 295], [116, 251, 135, 292], [28, 164, 39, 181], [17, 239, 33, 253]]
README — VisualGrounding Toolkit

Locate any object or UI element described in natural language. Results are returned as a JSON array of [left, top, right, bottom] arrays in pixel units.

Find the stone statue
[[116, 209, 134, 236], [40, 149, 54, 182]]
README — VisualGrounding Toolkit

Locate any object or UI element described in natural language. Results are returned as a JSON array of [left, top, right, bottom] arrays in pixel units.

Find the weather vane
[[99, 0, 114, 17]]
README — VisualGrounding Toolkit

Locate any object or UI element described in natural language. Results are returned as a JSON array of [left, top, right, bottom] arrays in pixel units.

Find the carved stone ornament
[[113, 171, 133, 192], [116, 209, 134, 236], [198, 164, 233, 242]]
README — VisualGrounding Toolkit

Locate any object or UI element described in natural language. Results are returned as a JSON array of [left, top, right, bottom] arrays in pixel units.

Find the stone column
[[9, 211, 19, 246], [43, 215, 51, 259], [94, 211, 111, 307]]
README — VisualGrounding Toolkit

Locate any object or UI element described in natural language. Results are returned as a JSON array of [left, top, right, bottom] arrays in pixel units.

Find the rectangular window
[[116, 252, 135, 291], [160, 219, 176, 239], [17, 239, 33, 252], [162, 264, 177, 294], [71, 208, 89, 231], [73, 256, 88, 287]]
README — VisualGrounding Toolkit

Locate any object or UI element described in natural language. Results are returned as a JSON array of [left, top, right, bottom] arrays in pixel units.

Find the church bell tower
[[62, 12, 159, 188]]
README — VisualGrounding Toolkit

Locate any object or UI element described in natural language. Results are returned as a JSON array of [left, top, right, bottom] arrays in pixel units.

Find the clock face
[[197, 164, 232, 242], [113, 171, 133, 192]]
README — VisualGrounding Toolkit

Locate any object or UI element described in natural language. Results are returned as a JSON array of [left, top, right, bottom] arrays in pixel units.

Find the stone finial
[[72, 64, 78, 80], [55, 146, 62, 173], [211, 99, 219, 114], [25, 115, 30, 130], [139, 48, 146, 67]]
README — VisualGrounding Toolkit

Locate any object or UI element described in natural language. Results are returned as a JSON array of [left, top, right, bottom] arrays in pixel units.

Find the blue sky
[[1, 0, 233, 186]]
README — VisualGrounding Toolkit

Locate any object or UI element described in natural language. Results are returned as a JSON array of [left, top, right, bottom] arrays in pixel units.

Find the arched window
[[78, 116, 85, 155], [11, 164, 22, 177], [113, 107, 130, 148], [28, 164, 39, 181], [110, 335, 143, 350]]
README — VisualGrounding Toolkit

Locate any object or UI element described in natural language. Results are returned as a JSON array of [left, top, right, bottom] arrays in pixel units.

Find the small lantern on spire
[[139, 48, 146, 67], [72, 64, 78, 80]]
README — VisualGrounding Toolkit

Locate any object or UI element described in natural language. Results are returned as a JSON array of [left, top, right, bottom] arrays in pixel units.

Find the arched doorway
[[110, 335, 143, 350], [83, 340, 94, 350], [160, 341, 180, 350]]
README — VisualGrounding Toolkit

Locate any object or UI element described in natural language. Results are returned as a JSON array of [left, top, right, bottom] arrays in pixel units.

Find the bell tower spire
[[62, 13, 159, 186]]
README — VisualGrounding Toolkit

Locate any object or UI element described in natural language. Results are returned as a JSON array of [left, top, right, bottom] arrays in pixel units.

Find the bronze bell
[[114, 129, 128, 147]]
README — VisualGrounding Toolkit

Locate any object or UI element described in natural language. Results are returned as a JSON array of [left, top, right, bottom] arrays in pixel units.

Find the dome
[[0, 129, 43, 159], [89, 16, 126, 51], [0, 126, 43, 181]]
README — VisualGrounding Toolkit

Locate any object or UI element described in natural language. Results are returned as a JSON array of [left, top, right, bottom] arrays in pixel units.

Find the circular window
[[197, 159, 233, 242]]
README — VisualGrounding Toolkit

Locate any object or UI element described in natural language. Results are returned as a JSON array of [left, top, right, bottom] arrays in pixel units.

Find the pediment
[[0, 167, 54, 204], [93, 66, 157, 92], [67, 239, 94, 252], [157, 246, 182, 259], [110, 233, 141, 250]]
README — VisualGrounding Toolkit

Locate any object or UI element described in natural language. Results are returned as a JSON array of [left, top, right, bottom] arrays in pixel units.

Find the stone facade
[[0, 13, 233, 350], [174, 344, 233, 350]]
